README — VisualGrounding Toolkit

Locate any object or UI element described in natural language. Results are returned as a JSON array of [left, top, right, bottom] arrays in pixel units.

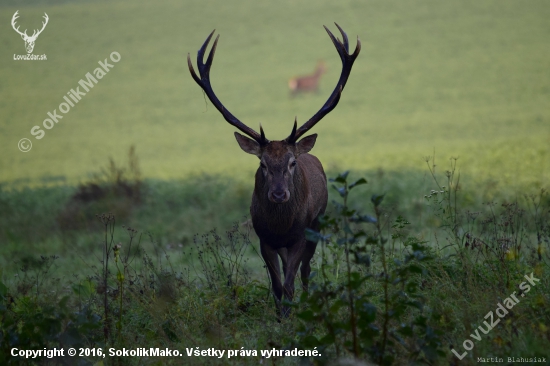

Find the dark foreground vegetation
[[1, 154, 549, 365]]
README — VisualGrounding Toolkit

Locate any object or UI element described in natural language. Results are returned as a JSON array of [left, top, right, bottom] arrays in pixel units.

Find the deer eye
[[291, 160, 297, 167], [260, 163, 266, 169]]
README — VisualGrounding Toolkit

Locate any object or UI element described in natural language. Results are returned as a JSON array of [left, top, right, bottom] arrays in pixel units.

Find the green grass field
[[1, 0, 548, 190], [1, 1, 549, 365]]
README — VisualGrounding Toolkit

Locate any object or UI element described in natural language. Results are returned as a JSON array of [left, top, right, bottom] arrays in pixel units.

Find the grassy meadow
[[1, 0, 549, 365], [0, 0, 548, 187]]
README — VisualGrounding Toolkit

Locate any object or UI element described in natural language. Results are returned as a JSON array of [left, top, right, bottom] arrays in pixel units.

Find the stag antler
[[11, 11, 49, 40], [286, 23, 361, 143], [187, 30, 268, 145], [31, 13, 49, 39], [11, 11, 27, 38]]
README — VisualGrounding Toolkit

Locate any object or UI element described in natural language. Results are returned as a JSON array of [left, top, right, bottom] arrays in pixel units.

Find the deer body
[[188, 24, 360, 317], [289, 61, 327, 95], [251, 152, 327, 315]]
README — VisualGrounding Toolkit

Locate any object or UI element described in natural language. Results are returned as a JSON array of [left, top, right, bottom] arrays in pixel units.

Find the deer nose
[[271, 190, 287, 203]]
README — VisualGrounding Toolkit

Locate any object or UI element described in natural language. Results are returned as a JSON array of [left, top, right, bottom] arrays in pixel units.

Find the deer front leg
[[281, 240, 306, 317], [300, 239, 317, 293], [260, 242, 283, 317], [277, 247, 288, 278], [301, 217, 320, 292]]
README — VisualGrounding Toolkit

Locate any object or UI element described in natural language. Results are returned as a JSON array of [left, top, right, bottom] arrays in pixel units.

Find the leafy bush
[[292, 172, 444, 365]]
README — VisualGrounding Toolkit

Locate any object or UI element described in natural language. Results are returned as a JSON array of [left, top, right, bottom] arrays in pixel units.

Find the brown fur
[[288, 61, 327, 96], [242, 139, 328, 317]]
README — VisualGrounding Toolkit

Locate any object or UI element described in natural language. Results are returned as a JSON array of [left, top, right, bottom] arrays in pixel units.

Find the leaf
[[329, 171, 349, 184], [343, 208, 356, 217], [349, 178, 367, 190], [305, 228, 327, 243], [71, 280, 95, 298], [407, 300, 423, 310], [398, 324, 414, 336], [366, 236, 378, 244], [412, 251, 426, 261], [331, 185, 347, 197], [353, 230, 367, 239], [405, 281, 418, 293], [371, 193, 385, 207], [343, 223, 353, 234], [414, 315, 428, 327], [391, 215, 410, 229], [59, 296, 70, 310], [318, 215, 337, 230], [357, 301, 377, 323], [352, 215, 377, 224], [408, 264, 424, 274], [319, 333, 335, 345], [349, 272, 366, 289], [330, 299, 346, 313], [337, 237, 350, 246], [355, 253, 371, 267], [0, 281, 7, 299], [297, 309, 315, 321]]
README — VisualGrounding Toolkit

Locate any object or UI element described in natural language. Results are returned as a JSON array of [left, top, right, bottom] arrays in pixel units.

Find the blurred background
[[1, 0, 548, 188]]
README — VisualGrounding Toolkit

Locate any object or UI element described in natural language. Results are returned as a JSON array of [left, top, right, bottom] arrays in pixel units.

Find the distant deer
[[11, 10, 49, 54], [288, 60, 327, 96], [188, 24, 360, 317]]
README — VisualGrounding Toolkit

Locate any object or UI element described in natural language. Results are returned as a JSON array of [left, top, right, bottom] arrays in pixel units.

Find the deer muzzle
[[269, 189, 290, 204]]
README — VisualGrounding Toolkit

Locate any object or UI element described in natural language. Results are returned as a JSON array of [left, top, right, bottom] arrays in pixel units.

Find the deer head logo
[[11, 10, 49, 54]]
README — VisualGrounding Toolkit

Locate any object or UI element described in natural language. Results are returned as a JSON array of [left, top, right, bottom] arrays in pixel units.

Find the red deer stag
[[288, 60, 327, 96], [188, 24, 360, 317]]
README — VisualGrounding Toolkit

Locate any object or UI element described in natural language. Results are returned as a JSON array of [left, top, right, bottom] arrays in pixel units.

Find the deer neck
[[314, 65, 324, 77], [253, 166, 309, 235]]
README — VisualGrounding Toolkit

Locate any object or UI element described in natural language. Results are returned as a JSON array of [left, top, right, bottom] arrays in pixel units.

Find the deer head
[[11, 11, 49, 54], [315, 60, 327, 76], [188, 24, 360, 204]]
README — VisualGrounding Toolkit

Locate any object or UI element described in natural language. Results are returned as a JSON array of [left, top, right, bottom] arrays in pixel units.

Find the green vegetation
[[1, 0, 548, 188], [1, 163, 548, 365], [1, 0, 549, 364]]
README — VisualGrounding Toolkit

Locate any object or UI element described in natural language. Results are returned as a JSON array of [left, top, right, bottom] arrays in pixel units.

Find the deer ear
[[234, 132, 262, 157], [296, 134, 317, 155]]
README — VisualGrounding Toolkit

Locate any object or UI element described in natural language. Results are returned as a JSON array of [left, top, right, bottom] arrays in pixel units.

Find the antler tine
[[36, 13, 49, 35], [291, 117, 297, 137], [188, 31, 267, 145], [11, 10, 27, 37], [334, 23, 349, 53], [260, 124, 266, 141], [30, 13, 48, 38], [198, 30, 216, 74], [287, 23, 360, 143], [188, 30, 215, 84]]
